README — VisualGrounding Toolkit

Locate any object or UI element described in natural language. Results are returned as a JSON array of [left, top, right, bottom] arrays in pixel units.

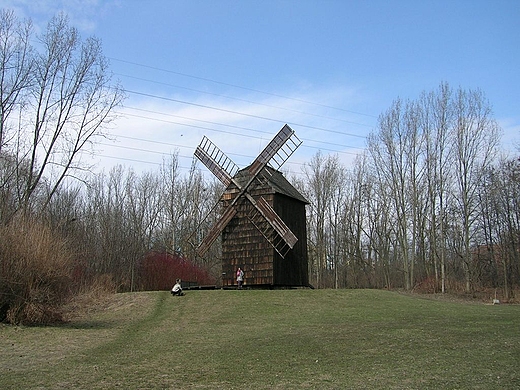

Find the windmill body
[[221, 166, 309, 288], [192, 125, 309, 288]]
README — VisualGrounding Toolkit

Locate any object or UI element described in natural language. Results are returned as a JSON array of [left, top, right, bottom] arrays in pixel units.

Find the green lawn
[[1, 289, 519, 389]]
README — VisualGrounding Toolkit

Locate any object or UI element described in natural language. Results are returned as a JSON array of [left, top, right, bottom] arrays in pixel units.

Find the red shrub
[[138, 251, 215, 291]]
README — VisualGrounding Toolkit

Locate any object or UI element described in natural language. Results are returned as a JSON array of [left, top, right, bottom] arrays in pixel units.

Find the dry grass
[[0, 217, 75, 324], [63, 275, 118, 320]]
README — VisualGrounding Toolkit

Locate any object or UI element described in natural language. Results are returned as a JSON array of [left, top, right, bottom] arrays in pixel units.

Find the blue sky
[[2, 0, 519, 176]]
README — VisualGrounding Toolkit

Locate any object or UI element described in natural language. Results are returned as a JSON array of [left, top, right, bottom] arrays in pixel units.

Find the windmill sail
[[249, 124, 302, 176], [195, 205, 237, 257], [194, 136, 239, 186], [246, 195, 297, 257]]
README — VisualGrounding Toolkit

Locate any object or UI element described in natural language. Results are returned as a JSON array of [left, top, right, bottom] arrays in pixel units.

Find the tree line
[[298, 83, 519, 298], [1, 10, 519, 323]]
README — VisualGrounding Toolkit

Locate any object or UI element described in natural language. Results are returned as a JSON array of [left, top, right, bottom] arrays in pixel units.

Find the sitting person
[[171, 279, 184, 296]]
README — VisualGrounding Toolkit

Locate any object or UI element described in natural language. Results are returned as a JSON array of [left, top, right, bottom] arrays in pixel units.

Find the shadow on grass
[[62, 320, 117, 330], [0, 317, 117, 329]]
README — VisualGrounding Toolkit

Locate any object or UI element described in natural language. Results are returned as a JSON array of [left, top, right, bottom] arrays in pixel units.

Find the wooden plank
[[194, 136, 239, 186]]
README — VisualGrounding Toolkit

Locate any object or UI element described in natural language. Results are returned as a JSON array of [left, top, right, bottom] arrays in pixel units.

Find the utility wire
[[115, 72, 375, 128], [96, 56, 374, 168], [124, 89, 369, 139], [101, 133, 360, 164], [115, 108, 365, 152], [109, 57, 378, 119]]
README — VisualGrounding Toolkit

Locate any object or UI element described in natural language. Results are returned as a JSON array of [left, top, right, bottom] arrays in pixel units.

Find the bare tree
[[125, 169, 162, 291], [187, 170, 224, 278], [302, 151, 343, 288], [365, 170, 394, 288], [421, 83, 453, 293], [451, 87, 500, 292], [327, 160, 348, 289], [344, 154, 378, 288], [368, 98, 426, 290], [0, 9, 32, 152], [3, 13, 124, 214], [158, 152, 183, 253], [478, 158, 520, 299]]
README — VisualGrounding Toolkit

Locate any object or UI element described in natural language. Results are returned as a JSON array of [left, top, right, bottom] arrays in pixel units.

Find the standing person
[[236, 267, 244, 289], [171, 278, 184, 296]]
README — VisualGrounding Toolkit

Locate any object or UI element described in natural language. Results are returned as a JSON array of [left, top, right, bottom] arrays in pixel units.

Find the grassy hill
[[1, 289, 519, 389]]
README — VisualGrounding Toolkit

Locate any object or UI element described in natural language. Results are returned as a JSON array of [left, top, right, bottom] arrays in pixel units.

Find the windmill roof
[[236, 166, 309, 204]]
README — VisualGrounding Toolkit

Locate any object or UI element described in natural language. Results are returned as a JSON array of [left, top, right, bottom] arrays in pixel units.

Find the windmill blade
[[196, 205, 238, 257], [247, 209, 293, 258], [249, 124, 302, 176], [245, 194, 298, 257], [194, 136, 239, 186], [248, 195, 298, 248]]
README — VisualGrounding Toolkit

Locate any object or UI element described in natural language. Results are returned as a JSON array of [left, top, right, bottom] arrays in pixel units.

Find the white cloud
[[94, 83, 373, 176], [498, 118, 520, 155], [0, 0, 119, 33]]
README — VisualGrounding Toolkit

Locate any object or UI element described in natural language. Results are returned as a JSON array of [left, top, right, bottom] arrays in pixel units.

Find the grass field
[[1, 289, 519, 389]]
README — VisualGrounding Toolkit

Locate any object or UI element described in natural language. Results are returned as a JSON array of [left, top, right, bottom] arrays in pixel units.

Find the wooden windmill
[[192, 124, 309, 288]]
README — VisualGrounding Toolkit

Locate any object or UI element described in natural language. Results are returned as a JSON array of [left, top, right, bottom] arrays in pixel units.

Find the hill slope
[[1, 289, 519, 389]]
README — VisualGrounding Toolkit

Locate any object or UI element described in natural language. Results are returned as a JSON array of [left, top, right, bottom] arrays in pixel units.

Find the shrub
[[413, 276, 439, 294], [138, 251, 215, 291], [0, 217, 74, 325]]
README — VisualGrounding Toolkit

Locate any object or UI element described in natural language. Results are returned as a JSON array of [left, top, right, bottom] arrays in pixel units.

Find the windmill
[[191, 124, 309, 288]]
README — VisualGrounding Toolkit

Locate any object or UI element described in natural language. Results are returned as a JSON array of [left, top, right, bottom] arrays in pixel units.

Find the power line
[[95, 56, 373, 170], [101, 132, 361, 167], [124, 89, 370, 139], [115, 108, 366, 151], [96, 154, 163, 167], [109, 57, 378, 119], [115, 72, 375, 128], [95, 151, 310, 177]]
